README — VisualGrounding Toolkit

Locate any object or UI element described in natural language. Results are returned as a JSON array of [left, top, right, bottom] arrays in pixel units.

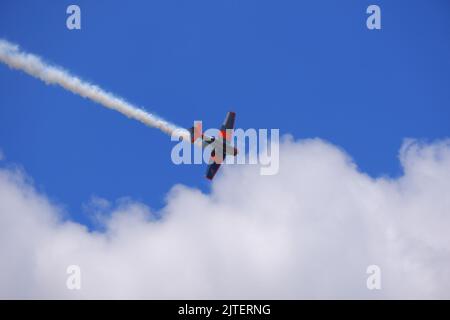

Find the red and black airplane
[[188, 111, 238, 180]]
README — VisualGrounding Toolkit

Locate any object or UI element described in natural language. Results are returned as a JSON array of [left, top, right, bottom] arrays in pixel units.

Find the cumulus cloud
[[0, 137, 449, 299]]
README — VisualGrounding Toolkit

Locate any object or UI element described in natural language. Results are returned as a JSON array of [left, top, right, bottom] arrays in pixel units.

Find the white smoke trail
[[0, 39, 189, 139]]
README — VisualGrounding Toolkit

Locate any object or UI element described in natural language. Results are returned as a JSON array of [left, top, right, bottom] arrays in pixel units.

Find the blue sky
[[1, 0, 449, 227]]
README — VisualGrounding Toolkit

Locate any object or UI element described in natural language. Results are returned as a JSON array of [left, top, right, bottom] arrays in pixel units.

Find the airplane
[[187, 111, 238, 180]]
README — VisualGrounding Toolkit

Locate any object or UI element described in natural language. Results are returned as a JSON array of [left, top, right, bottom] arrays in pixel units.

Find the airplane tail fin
[[188, 127, 195, 143], [188, 122, 203, 143]]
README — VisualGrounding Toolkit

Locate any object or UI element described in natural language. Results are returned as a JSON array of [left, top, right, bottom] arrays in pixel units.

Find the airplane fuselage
[[203, 134, 238, 159], [187, 111, 237, 179]]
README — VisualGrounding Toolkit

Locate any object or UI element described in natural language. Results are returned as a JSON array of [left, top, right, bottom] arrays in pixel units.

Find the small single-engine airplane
[[188, 111, 238, 180]]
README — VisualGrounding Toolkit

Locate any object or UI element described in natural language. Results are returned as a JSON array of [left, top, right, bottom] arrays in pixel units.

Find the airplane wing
[[220, 111, 236, 142], [206, 161, 221, 180], [206, 148, 224, 180], [221, 111, 236, 131]]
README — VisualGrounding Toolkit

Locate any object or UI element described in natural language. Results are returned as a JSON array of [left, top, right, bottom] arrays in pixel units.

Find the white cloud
[[0, 137, 450, 299]]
